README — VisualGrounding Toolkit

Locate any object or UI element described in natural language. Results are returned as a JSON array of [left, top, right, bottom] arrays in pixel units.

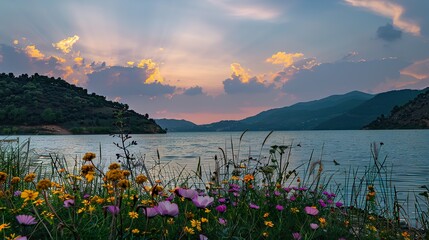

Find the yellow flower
[[231, 176, 240, 181], [290, 207, 300, 213], [132, 229, 140, 235], [77, 207, 85, 214], [128, 211, 139, 219], [0, 172, 7, 183], [21, 190, 39, 202], [122, 170, 131, 178], [11, 177, 20, 184], [106, 169, 123, 181], [117, 179, 130, 189], [33, 199, 44, 206], [243, 174, 254, 183], [88, 205, 96, 213], [0, 223, 10, 232], [263, 212, 269, 218], [135, 174, 148, 184], [167, 218, 175, 225], [36, 179, 52, 190], [204, 208, 211, 213], [24, 173, 36, 182], [319, 217, 327, 228], [191, 219, 202, 231], [264, 221, 274, 228], [183, 226, 195, 235], [85, 171, 95, 182], [82, 152, 96, 161], [201, 217, 208, 223], [108, 162, 121, 170]]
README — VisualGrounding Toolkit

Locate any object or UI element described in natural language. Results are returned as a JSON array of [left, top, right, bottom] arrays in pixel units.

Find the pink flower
[[218, 218, 227, 225], [275, 205, 284, 211], [336, 201, 343, 208], [310, 223, 319, 230], [318, 199, 327, 208], [16, 215, 37, 225], [216, 204, 227, 213], [192, 195, 214, 208], [105, 205, 120, 215], [143, 207, 159, 218], [292, 232, 302, 240], [157, 201, 179, 217], [249, 203, 259, 209], [199, 234, 208, 240], [289, 195, 296, 201], [64, 199, 75, 208], [177, 188, 198, 199], [304, 206, 319, 216]]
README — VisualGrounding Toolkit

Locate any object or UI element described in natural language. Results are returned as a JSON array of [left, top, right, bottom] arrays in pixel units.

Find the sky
[[1, 0, 429, 124]]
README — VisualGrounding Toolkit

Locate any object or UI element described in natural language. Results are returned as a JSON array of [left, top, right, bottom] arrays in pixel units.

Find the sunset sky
[[1, 0, 429, 124]]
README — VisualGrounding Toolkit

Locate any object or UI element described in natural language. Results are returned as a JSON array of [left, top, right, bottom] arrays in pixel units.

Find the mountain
[[315, 89, 425, 130], [364, 89, 429, 129], [0, 73, 166, 134], [155, 119, 198, 132]]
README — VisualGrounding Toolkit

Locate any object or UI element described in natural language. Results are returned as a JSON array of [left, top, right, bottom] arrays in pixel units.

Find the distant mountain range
[[365, 89, 429, 129], [156, 88, 427, 132]]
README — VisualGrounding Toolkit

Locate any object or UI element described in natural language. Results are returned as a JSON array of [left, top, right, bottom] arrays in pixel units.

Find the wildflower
[[14, 191, 21, 197], [249, 203, 260, 209], [191, 219, 202, 231], [291, 207, 299, 213], [183, 226, 195, 235], [201, 217, 208, 223], [0, 223, 10, 232], [310, 223, 319, 230], [231, 176, 240, 181], [105, 205, 120, 215], [128, 211, 139, 219], [216, 205, 227, 213], [82, 152, 96, 161], [402, 231, 411, 240], [366, 224, 377, 232], [289, 195, 296, 201], [318, 199, 327, 208], [117, 179, 130, 189], [157, 201, 179, 217], [16, 215, 37, 225], [263, 212, 269, 218], [243, 174, 254, 183], [0, 172, 7, 183], [42, 211, 55, 220], [21, 190, 39, 202], [81, 165, 94, 174], [204, 208, 211, 213], [185, 211, 195, 219], [11, 177, 20, 184], [167, 218, 175, 224], [132, 229, 140, 235], [218, 218, 227, 225], [192, 195, 214, 208], [304, 206, 319, 216], [177, 188, 198, 199], [122, 170, 131, 178], [276, 205, 284, 211], [106, 169, 123, 181], [344, 220, 350, 227], [108, 162, 121, 170], [319, 217, 327, 228], [199, 234, 208, 240], [336, 201, 343, 208], [23, 173, 36, 182], [264, 221, 274, 227], [33, 199, 44, 206], [292, 232, 302, 240], [218, 198, 226, 203], [262, 232, 269, 237], [143, 207, 158, 218], [36, 179, 51, 190], [135, 174, 148, 184]]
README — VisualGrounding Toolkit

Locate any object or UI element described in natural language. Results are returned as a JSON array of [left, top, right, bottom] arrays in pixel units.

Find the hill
[[155, 119, 198, 132], [0, 73, 166, 134], [364, 89, 429, 129]]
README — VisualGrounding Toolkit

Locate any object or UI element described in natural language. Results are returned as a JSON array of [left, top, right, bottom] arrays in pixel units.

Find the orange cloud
[[400, 58, 429, 80], [52, 35, 80, 53], [24, 45, 45, 59], [52, 56, 66, 63], [63, 66, 74, 79], [13, 40, 19, 45], [74, 57, 84, 66], [137, 59, 163, 84], [126, 61, 135, 66], [230, 63, 250, 83], [266, 52, 304, 68], [344, 0, 420, 35]]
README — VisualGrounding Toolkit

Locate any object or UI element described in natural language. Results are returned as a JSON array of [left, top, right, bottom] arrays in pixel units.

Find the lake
[[3, 130, 429, 218]]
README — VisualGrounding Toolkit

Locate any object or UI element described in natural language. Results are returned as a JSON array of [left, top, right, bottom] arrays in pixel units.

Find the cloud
[[74, 57, 84, 66], [207, 0, 281, 21], [184, 86, 204, 96], [136, 59, 163, 84], [282, 58, 411, 100], [230, 63, 250, 83], [266, 52, 304, 68], [24, 45, 45, 60], [86, 66, 175, 97], [377, 23, 402, 42], [400, 58, 429, 80], [223, 76, 275, 94], [344, 0, 420, 35], [52, 35, 80, 54]]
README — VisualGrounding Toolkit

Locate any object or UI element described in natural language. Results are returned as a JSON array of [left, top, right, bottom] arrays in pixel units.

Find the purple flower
[[166, 194, 175, 202], [16, 215, 37, 225], [216, 204, 227, 213], [292, 232, 302, 240], [336, 201, 344, 208], [15, 236, 27, 240], [298, 187, 308, 191], [64, 199, 75, 208], [310, 223, 319, 230], [304, 206, 319, 216], [177, 188, 198, 199], [218, 198, 226, 203], [192, 195, 214, 208], [143, 207, 159, 218], [199, 234, 208, 240], [283, 187, 292, 193], [14, 191, 22, 197], [327, 199, 334, 205], [218, 218, 227, 225], [249, 203, 260, 209], [228, 184, 240, 192], [83, 194, 90, 199], [157, 201, 179, 217], [318, 199, 327, 208], [289, 195, 296, 201], [274, 191, 281, 196], [275, 205, 284, 211], [106, 205, 120, 215]]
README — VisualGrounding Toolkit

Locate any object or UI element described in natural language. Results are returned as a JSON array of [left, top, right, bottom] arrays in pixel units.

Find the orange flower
[[82, 152, 96, 161], [243, 174, 254, 183]]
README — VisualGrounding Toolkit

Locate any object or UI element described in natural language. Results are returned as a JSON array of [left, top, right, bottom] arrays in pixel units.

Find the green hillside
[[0, 73, 166, 134]]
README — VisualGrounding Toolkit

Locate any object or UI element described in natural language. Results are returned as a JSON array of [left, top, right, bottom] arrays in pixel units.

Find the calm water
[[3, 130, 429, 215]]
